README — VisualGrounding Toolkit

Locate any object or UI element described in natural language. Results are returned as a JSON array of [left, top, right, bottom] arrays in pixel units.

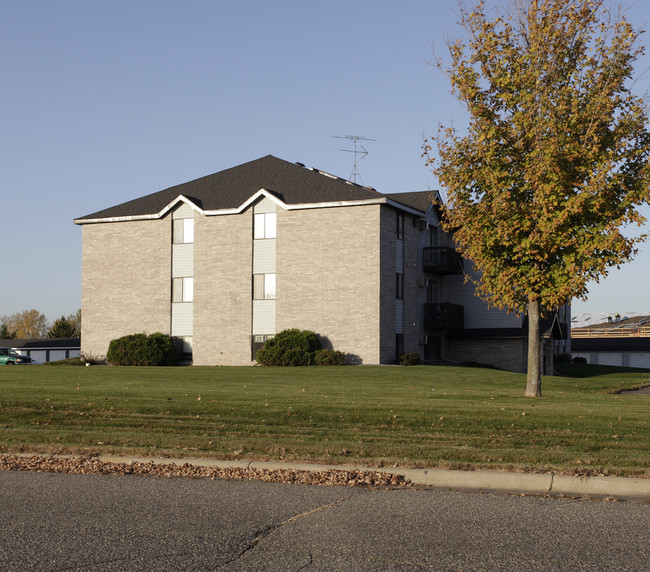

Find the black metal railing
[[424, 303, 464, 331], [423, 247, 463, 275]]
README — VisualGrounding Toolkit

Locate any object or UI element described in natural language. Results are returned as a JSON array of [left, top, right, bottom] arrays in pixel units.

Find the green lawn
[[1, 364, 648, 476]]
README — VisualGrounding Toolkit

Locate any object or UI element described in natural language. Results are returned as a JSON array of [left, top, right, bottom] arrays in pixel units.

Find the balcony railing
[[424, 303, 464, 331], [423, 247, 463, 275]]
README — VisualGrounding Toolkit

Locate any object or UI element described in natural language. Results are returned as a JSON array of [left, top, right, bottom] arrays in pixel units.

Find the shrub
[[256, 329, 322, 366], [314, 349, 345, 366], [572, 356, 587, 364], [81, 352, 106, 366], [399, 352, 420, 366], [106, 332, 179, 366], [43, 357, 84, 366]]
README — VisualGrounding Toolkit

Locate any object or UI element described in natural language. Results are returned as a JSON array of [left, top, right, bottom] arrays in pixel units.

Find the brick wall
[[80, 219, 171, 359], [192, 210, 254, 365], [276, 204, 383, 364], [447, 336, 555, 374]]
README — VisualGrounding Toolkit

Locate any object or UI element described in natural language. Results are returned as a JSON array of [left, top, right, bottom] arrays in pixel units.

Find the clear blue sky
[[2, 0, 649, 323]]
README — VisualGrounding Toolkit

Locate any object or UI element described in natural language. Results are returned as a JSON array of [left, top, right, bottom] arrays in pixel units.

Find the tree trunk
[[526, 299, 542, 397]]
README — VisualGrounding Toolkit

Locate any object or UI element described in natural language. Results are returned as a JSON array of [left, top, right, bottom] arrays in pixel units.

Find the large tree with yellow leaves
[[427, 0, 650, 396]]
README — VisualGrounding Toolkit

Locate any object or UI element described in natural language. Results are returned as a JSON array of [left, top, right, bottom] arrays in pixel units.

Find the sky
[[2, 0, 649, 324]]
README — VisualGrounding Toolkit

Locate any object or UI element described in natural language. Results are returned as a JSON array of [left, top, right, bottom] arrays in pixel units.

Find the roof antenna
[[332, 135, 376, 185]]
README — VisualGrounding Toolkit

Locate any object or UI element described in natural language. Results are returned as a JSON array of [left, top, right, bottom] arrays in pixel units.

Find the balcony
[[423, 247, 463, 275], [424, 303, 464, 331]]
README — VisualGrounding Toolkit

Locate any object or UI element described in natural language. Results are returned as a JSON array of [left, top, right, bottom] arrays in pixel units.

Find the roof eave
[[75, 190, 391, 224]]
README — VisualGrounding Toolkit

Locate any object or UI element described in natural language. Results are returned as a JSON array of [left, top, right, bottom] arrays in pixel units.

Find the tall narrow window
[[396, 273, 404, 300], [172, 277, 193, 302], [253, 274, 276, 300], [396, 212, 404, 240], [254, 212, 277, 239], [173, 218, 194, 244], [427, 226, 438, 247]]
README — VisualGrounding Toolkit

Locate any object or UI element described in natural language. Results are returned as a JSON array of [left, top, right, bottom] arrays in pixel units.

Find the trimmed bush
[[107, 333, 179, 366], [399, 352, 420, 366], [256, 329, 321, 366], [314, 349, 345, 366]]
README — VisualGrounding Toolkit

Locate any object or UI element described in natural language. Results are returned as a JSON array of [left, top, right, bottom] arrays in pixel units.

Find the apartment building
[[75, 155, 565, 371]]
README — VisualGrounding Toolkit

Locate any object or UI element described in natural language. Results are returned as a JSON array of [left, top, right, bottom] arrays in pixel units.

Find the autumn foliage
[[427, 0, 650, 395]]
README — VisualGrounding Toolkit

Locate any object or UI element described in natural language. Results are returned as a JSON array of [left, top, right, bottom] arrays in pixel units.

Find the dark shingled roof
[[75, 155, 395, 222], [386, 191, 438, 213], [0, 338, 81, 349]]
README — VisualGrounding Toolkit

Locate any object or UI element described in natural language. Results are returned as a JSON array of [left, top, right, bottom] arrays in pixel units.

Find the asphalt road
[[1, 471, 648, 571]]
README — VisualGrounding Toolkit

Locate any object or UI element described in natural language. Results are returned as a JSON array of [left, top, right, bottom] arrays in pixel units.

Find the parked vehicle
[[0, 348, 33, 365]]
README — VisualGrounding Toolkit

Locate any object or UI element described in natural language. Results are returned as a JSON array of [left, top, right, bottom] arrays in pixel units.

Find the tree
[[47, 310, 81, 338], [0, 323, 16, 339], [426, 0, 650, 396], [47, 316, 77, 338], [0, 310, 49, 339]]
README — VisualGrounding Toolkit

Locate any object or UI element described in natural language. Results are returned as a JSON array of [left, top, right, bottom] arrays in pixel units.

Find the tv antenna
[[332, 135, 376, 185]]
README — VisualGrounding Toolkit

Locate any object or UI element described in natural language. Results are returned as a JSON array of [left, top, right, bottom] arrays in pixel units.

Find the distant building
[[572, 315, 650, 368], [74, 155, 569, 372], [0, 338, 81, 363]]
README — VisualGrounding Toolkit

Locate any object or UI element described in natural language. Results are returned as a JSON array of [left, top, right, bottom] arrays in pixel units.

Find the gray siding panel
[[254, 197, 277, 214], [172, 243, 194, 277], [253, 300, 276, 334], [253, 240, 276, 274], [171, 303, 193, 336], [396, 239, 404, 271], [446, 265, 523, 329], [172, 203, 194, 219], [396, 300, 404, 333]]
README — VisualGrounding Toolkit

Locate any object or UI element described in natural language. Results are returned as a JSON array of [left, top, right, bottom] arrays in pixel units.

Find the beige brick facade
[[81, 218, 172, 359], [276, 204, 384, 364], [192, 210, 254, 365], [77, 155, 565, 372]]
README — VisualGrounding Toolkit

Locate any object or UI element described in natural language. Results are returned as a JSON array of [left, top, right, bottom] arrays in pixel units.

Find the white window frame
[[173, 277, 194, 302], [253, 273, 276, 300], [254, 212, 277, 239], [173, 218, 194, 244]]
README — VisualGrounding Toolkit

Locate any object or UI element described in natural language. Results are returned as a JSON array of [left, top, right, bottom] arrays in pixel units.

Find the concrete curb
[[95, 455, 650, 501]]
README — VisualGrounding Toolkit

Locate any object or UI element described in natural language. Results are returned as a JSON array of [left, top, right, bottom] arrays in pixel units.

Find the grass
[[1, 364, 648, 476]]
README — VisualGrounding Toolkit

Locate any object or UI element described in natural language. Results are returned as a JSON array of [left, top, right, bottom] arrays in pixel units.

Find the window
[[396, 333, 404, 358], [396, 212, 404, 240], [173, 218, 194, 244], [254, 212, 276, 239], [396, 273, 404, 300], [252, 334, 273, 360], [172, 277, 193, 302], [253, 273, 276, 300], [427, 226, 439, 247]]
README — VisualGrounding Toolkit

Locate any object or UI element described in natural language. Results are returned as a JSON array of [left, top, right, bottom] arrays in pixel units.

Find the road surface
[[1, 471, 648, 570]]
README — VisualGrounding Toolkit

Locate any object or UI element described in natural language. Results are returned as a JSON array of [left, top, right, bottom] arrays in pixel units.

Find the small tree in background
[[47, 316, 77, 338], [0, 309, 49, 339], [426, 0, 650, 396], [0, 323, 16, 339]]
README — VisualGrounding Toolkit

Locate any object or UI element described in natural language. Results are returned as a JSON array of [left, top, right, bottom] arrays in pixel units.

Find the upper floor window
[[427, 226, 439, 248], [253, 273, 276, 300], [172, 277, 193, 302], [254, 212, 276, 239], [173, 218, 194, 244], [396, 212, 404, 240]]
